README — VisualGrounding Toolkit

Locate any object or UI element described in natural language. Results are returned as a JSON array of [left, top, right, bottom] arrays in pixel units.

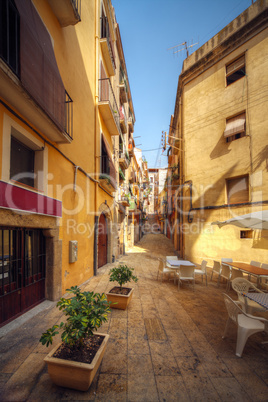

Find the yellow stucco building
[[169, 0, 268, 266], [0, 0, 140, 326]]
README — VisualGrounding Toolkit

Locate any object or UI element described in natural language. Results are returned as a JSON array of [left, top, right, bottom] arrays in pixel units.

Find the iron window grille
[[0, 228, 46, 297]]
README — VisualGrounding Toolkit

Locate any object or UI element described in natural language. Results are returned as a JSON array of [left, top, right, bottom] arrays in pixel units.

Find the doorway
[[0, 228, 46, 326], [98, 213, 107, 268]]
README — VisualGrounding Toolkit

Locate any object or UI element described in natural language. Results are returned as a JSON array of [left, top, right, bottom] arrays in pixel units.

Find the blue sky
[[112, 0, 254, 168]]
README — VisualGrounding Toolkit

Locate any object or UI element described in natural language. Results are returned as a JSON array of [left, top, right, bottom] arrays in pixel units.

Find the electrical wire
[[140, 147, 163, 152]]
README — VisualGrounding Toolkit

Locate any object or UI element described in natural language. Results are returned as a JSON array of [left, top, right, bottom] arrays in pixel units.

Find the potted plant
[[106, 264, 138, 310], [39, 286, 111, 391]]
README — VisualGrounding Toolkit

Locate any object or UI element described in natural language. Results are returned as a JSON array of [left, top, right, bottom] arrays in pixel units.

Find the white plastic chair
[[230, 268, 244, 282], [157, 258, 174, 282], [222, 293, 267, 357], [218, 263, 232, 290], [231, 277, 266, 315], [250, 260, 261, 267], [194, 260, 208, 286], [211, 260, 221, 285], [221, 258, 233, 263], [248, 260, 261, 281], [176, 265, 195, 290], [261, 263, 268, 270], [166, 256, 179, 283]]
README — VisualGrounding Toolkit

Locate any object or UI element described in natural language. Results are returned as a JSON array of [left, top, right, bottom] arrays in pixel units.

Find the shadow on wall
[[252, 229, 268, 249], [210, 132, 232, 160], [254, 145, 268, 173]]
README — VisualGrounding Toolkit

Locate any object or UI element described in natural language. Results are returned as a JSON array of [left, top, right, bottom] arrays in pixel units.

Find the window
[[224, 112, 246, 142], [10, 137, 35, 187], [240, 230, 253, 239], [101, 138, 109, 176], [101, 134, 116, 188], [226, 55, 245, 86], [2, 114, 47, 192], [0, 0, 20, 75], [226, 175, 249, 204]]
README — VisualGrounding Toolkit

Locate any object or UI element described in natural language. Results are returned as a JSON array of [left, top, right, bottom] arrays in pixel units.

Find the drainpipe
[[94, 0, 99, 275], [73, 165, 79, 192], [94, 215, 98, 275]]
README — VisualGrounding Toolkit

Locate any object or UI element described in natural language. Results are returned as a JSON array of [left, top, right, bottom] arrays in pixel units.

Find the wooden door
[[0, 228, 46, 326], [98, 214, 107, 268]]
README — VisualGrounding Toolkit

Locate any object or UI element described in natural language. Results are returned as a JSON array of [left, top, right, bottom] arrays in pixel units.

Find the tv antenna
[[167, 40, 198, 57]]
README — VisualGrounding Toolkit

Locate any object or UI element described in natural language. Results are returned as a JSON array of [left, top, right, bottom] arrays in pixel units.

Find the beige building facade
[[169, 0, 268, 266]]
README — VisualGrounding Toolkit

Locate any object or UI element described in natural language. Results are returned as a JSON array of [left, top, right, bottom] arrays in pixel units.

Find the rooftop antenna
[[167, 40, 198, 58]]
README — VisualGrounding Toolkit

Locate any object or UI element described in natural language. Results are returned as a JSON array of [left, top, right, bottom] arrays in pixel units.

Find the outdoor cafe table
[[243, 292, 268, 310], [227, 262, 268, 288], [166, 260, 195, 284]]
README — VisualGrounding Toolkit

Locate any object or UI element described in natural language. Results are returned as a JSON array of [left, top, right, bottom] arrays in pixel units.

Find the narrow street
[[0, 234, 267, 401]]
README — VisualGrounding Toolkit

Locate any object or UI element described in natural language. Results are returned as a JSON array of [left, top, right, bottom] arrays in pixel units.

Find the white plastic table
[[166, 260, 195, 267], [166, 260, 195, 284], [243, 292, 268, 310]]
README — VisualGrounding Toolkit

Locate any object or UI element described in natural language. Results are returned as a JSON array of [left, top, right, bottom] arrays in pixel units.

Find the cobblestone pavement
[[0, 234, 268, 401]]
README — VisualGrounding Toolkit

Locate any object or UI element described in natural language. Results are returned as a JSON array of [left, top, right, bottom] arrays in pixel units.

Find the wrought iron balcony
[[119, 151, 130, 170], [119, 68, 128, 103], [129, 197, 137, 212], [118, 190, 130, 207], [99, 155, 117, 192], [119, 105, 127, 134], [100, 17, 116, 76], [128, 139, 134, 157], [65, 91, 73, 140], [99, 78, 121, 136], [47, 0, 81, 27], [128, 168, 136, 183], [128, 115, 134, 133]]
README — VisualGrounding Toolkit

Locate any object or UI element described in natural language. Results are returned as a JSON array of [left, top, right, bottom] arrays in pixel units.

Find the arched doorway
[[98, 213, 107, 268]]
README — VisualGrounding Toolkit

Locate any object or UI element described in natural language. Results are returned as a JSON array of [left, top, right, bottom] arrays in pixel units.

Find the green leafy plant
[[124, 192, 131, 201], [109, 264, 138, 290], [39, 286, 111, 348]]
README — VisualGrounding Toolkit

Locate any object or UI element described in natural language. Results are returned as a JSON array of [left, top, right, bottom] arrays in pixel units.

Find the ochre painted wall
[[32, 1, 98, 292], [181, 30, 268, 265]]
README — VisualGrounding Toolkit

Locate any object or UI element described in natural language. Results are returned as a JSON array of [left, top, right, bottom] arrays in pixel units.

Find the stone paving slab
[[0, 234, 267, 401]]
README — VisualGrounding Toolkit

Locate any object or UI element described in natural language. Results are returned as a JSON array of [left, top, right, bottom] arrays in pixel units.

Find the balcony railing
[[128, 116, 134, 133], [65, 91, 73, 139], [129, 197, 137, 211], [99, 155, 117, 191], [47, 0, 81, 27], [99, 78, 121, 136], [119, 152, 130, 170], [119, 67, 128, 103], [119, 105, 127, 134], [71, 0, 81, 15], [100, 16, 116, 75]]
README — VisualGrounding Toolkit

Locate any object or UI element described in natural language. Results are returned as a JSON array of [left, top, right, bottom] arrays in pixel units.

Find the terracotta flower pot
[[44, 333, 109, 391], [106, 287, 134, 310]]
